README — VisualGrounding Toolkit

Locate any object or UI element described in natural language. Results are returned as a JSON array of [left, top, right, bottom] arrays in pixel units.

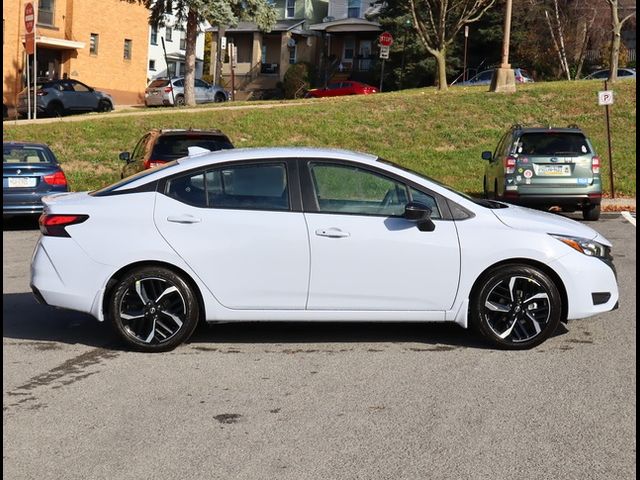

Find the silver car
[[144, 77, 229, 107]]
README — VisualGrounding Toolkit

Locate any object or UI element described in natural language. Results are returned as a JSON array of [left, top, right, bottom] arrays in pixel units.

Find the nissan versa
[[30, 147, 619, 352]]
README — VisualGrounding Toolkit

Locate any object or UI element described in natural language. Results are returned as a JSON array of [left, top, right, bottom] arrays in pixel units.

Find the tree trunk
[[184, 8, 199, 106], [435, 49, 448, 91], [609, 5, 621, 83]]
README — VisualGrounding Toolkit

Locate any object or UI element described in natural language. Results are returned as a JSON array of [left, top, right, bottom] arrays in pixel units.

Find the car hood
[[490, 204, 611, 245]]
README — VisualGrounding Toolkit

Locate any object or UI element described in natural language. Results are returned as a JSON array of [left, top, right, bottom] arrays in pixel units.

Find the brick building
[[3, 0, 149, 109]]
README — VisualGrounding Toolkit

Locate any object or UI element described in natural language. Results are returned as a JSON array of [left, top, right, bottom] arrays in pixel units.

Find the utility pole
[[490, 0, 516, 93]]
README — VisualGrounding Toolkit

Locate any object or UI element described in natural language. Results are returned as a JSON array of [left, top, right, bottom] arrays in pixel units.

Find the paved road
[[3, 214, 636, 480]]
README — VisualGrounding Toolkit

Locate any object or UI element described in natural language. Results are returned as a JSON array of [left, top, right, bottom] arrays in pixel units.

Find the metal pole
[[230, 43, 235, 101], [463, 26, 469, 82], [26, 52, 31, 120], [379, 59, 385, 92], [604, 80, 615, 198], [400, 29, 407, 90], [33, 41, 37, 119], [161, 37, 176, 106]]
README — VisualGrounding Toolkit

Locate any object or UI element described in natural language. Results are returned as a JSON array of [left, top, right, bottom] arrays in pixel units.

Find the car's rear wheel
[[470, 264, 562, 349], [582, 204, 600, 221], [108, 266, 199, 352], [175, 95, 185, 107]]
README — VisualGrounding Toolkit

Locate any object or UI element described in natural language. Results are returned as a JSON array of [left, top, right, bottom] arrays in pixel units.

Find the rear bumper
[[501, 194, 601, 208], [144, 95, 172, 106]]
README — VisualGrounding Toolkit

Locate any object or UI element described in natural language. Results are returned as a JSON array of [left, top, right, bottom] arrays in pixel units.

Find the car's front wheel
[[214, 92, 226, 102], [97, 100, 112, 112], [470, 264, 562, 349], [108, 266, 200, 352]]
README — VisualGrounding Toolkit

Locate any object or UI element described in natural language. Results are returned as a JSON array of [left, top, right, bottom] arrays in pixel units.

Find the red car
[[306, 81, 378, 98]]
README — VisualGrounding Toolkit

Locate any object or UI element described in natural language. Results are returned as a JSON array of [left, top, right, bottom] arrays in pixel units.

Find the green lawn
[[3, 80, 636, 197]]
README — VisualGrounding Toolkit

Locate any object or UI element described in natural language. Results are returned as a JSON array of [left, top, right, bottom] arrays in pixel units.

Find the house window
[[347, 0, 360, 18], [167, 62, 176, 77], [165, 27, 173, 42], [150, 26, 158, 45], [179, 62, 186, 75], [289, 45, 297, 64], [149, 59, 156, 71], [343, 37, 355, 61], [286, 0, 295, 18], [124, 39, 132, 60], [90, 33, 99, 55], [179, 31, 186, 50], [38, 0, 55, 26]]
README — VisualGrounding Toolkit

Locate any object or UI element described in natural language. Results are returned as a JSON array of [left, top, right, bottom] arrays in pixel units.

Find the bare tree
[[407, 0, 496, 90], [543, 0, 571, 79], [605, 0, 636, 82]]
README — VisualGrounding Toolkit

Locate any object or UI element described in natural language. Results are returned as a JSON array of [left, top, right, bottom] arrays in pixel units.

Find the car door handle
[[315, 228, 350, 238], [167, 215, 201, 224]]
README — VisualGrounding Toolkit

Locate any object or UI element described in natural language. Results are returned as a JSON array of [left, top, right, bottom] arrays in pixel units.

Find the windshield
[[90, 161, 177, 196]]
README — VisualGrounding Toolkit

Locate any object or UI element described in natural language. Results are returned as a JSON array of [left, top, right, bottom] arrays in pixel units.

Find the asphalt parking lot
[[3, 213, 636, 480]]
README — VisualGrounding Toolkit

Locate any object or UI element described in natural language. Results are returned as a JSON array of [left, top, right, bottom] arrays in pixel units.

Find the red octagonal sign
[[379, 31, 394, 47], [24, 2, 35, 34]]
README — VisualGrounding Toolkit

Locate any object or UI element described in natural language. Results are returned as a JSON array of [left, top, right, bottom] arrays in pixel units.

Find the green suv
[[482, 125, 602, 220]]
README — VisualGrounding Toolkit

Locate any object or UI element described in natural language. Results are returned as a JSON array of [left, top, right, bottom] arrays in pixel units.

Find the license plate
[[537, 165, 571, 176], [8, 177, 37, 188]]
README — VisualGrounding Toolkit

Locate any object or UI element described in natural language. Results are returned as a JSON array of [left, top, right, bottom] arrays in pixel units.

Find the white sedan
[[30, 147, 619, 351]]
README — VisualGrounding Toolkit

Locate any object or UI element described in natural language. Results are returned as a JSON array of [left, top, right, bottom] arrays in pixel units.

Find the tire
[[470, 264, 562, 349], [582, 204, 600, 221], [214, 92, 226, 102], [46, 102, 64, 117], [97, 100, 113, 112], [108, 266, 200, 352], [175, 95, 186, 107]]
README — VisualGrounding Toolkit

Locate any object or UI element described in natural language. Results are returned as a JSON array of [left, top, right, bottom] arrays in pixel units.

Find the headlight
[[550, 234, 608, 257]]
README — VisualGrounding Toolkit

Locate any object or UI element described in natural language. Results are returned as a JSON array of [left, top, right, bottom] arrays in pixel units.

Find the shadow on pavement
[[3, 292, 500, 350], [3, 216, 40, 231]]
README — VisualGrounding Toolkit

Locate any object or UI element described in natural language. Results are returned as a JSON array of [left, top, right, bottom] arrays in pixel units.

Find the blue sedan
[[3, 142, 69, 218]]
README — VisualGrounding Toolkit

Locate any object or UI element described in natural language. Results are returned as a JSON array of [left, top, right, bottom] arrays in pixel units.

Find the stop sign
[[24, 2, 35, 34], [379, 31, 394, 47]]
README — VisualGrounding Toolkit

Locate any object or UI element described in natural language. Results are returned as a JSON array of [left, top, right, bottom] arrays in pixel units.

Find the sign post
[[24, 2, 37, 119], [463, 26, 469, 82], [378, 32, 393, 93], [598, 83, 615, 198], [229, 43, 236, 101]]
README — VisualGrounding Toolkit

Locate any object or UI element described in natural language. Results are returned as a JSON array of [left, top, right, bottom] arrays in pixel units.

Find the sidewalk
[[602, 197, 636, 212]]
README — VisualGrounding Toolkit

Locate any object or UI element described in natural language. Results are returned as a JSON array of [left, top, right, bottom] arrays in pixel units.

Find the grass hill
[[3, 80, 636, 196]]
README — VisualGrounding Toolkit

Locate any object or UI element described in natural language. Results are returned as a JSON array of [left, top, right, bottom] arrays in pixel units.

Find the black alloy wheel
[[471, 264, 562, 349], [108, 266, 199, 352]]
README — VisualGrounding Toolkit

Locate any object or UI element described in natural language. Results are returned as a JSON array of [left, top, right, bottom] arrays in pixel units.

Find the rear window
[[151, 134, 234, 161], [514, 132, 592, 156], [148, 79, 170, 88], [3, 145, 55, 164]]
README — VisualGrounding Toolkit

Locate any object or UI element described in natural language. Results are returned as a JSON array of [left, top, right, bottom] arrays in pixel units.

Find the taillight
[[504, 156, 517, 174], [43, 171, 68, 186], [39, 214, 89, 237], [164, 86, 173, 93], [592, 156, 600, 174], [36, 89, 47, 96], [143, 159, 165, 169]]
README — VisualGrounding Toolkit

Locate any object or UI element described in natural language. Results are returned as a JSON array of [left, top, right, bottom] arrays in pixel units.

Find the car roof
[[3, 141, 51, 148], [156, 128, 226, 136], [510, 125, 584, 134]]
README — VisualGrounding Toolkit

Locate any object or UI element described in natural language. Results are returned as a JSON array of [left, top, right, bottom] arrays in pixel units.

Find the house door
[[359, 40, 372, 71], [342, 36, 356, 68]]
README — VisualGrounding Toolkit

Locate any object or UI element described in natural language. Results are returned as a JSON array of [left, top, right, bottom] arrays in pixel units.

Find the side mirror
[[404, 202, 436, 232], [119, 151, 131, 162], [481, 151, 493, 161]]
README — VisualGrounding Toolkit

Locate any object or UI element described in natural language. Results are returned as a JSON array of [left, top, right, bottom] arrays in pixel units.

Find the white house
[[146, 13, 208, 82]]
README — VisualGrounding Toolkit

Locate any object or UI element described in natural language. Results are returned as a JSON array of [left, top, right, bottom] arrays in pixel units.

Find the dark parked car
[[3, 142, 69, 218], [482, 124, 602, 220], [305, 81, 378, 98], [459, 68, 534, 86], [17, 79, 114, 118], [120, 129, 234, 178]]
